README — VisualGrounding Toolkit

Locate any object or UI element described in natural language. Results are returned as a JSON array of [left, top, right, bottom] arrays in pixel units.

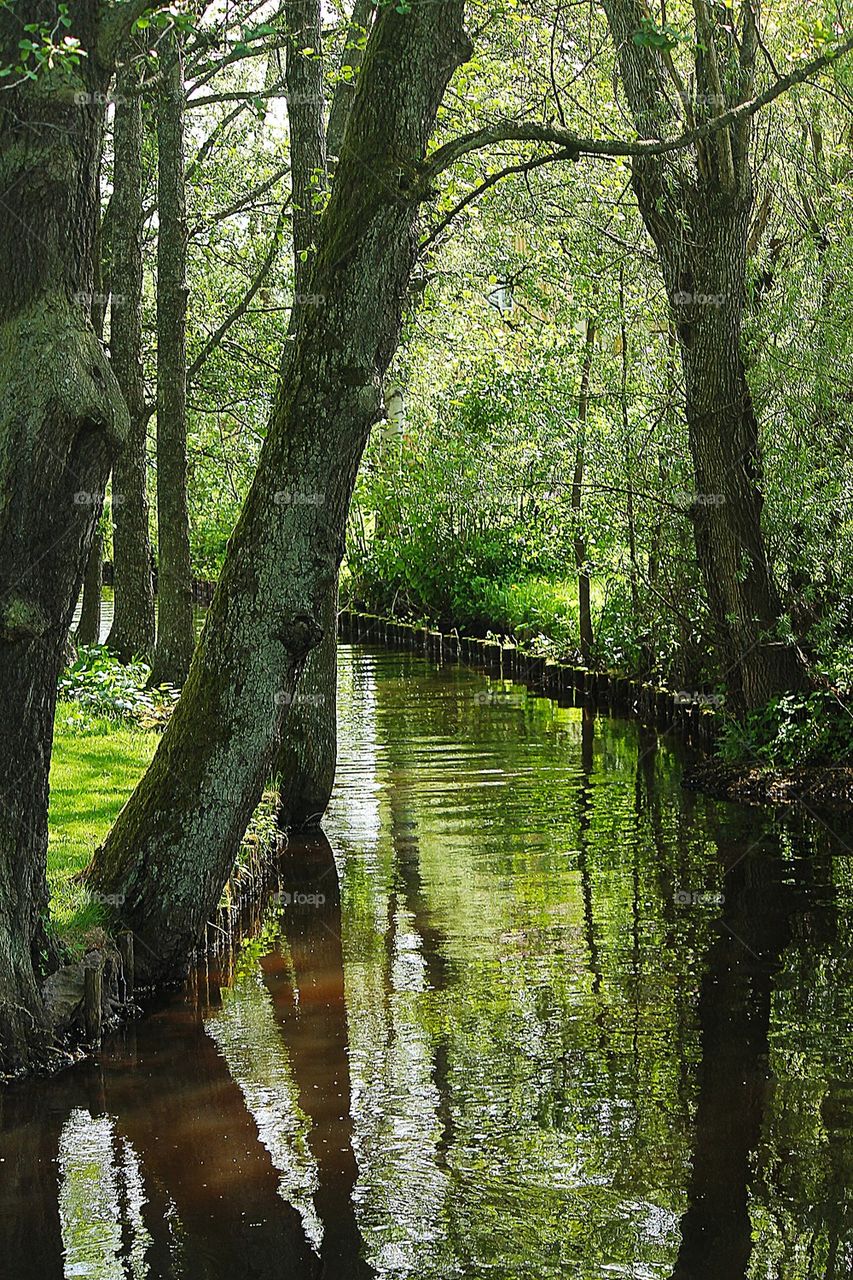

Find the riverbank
[[30, 660, 284, 1080], [683, 758, 853, 811], [337, 608, 720, 748], [339, 608, 853, 814]]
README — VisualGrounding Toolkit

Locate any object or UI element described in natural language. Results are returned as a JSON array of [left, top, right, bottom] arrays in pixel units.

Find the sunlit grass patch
[[48, 702, 158, 950]]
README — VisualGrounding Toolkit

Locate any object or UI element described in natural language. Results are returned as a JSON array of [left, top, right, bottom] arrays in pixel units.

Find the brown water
[[2, 645, 853, 1279]]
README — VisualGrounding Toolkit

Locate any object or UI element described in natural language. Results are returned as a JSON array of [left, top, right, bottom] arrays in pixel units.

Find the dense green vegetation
[[2, 0, 853, 1074]]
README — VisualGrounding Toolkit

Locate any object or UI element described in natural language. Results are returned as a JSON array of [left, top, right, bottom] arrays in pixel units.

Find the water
[[3, 646, 853, 1279]]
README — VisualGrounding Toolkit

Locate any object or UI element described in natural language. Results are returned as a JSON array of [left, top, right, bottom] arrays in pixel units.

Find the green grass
[[48, 701, 158, 950], [48, 697, 279, 954], [455, 575, 604, 654]]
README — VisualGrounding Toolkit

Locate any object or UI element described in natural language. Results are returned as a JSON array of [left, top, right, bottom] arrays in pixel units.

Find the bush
[[718, 688, 853, 768], [58, 645, 179, 729]]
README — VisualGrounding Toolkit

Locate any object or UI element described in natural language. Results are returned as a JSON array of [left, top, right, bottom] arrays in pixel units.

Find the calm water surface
[[2, 645, 853, 1278]]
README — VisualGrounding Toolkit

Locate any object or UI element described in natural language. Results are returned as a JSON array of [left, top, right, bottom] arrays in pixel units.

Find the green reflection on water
[[3, 644, 853, 1280]]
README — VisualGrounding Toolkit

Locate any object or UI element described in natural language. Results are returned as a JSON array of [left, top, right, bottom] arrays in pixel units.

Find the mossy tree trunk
[[0, 0, 143, 1074], [150, 31, 195, 686], [107, 52, 156, 663], [85, 0, 471, 981]]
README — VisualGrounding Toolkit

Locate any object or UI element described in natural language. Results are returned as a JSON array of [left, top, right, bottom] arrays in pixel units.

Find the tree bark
[[273, 0, 338, 830], [326, 0, 375, 160], [150, 31, 195, 686], [276, 580, 338, 828], [76, 532, 104, 645], [107, 52, 156, 662], [570, 316, 596, 664], [85, 0, 471, 982], [0, 2, 133, 1073], [601, 0, 808, 710]]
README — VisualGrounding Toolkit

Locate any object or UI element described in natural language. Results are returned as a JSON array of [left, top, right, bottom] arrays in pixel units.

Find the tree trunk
[[85, 0, 471, 983], [276, 580, 338, 828], [570, 317, 596, 664], [325, 0, 375, 159], [150, 31, 195, 686], [107, 54, 156, 663], [76, 532, 103, 645], [0, 2, 131, 1073], [635, 181, 806, 708], [273, 0, 338, 831], [602, 0, 808, 711]]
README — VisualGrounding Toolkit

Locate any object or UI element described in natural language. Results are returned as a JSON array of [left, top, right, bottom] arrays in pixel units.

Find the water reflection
[[1, 646, 853, 1277]]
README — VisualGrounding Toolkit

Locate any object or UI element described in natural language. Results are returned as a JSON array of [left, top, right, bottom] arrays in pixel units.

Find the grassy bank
[[48, 705, 158, 951], [47, 646, 278, 957]]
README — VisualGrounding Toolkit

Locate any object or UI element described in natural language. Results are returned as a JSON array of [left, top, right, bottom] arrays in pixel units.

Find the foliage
[[718, 689, 853, 768], [58, 646, 179, 728]]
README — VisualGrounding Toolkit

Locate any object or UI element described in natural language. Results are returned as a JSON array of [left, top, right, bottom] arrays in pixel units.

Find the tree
[[107, 49, 156, 662], [0, 0, 153, 1073], [598, 0, 809, 709], [150, 28, 195, 685], [85, 0, 472, 981], [570, 314, 596, 665], [273, 0, 371, 831], [75, 534, 104, 645]]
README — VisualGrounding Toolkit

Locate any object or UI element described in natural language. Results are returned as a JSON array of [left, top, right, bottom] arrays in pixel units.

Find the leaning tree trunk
[[150, 31, 195, 686], [85, 0, 471, 982], [273, 0, 338, 830], [0, 2, 131, 1073], [107, 54, 156, 662], [602, 0, 808, 712]]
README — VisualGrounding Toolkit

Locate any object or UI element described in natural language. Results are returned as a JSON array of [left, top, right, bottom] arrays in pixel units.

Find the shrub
[[58, 645, 179, 728]]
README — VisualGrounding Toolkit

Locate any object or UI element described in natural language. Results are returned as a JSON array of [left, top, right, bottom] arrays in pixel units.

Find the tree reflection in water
[[1, 647, 852, 1278]]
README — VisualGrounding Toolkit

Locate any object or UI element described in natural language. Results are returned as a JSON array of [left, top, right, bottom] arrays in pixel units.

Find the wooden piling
[[84, 955, 103, 1044]]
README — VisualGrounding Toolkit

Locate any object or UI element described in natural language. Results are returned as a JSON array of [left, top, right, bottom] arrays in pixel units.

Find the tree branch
[[186, 201, 290, 385], [422, 32, 853, 178]]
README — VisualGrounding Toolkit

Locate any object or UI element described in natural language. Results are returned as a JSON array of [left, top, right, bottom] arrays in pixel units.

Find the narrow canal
[[2, 645, 852, 1278]]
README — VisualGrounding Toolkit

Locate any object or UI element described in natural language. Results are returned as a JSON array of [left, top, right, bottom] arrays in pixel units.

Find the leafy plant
[[58, 646, 179, 729], [718, 689, 853, 768]]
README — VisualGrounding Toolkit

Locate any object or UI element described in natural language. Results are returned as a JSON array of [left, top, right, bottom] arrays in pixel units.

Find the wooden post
[[501, 643, 516, 676], [84, 955, 103, 1044], [483, 640, 501, 673]]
